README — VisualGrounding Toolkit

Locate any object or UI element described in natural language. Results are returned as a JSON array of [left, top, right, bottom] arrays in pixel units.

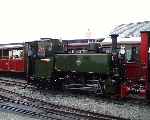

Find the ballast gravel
[[0, 110, 40, 120], [0, 85, 150, 120]]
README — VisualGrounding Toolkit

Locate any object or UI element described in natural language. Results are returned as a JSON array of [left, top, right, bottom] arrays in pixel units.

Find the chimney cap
[[109, 34, 119, 37]]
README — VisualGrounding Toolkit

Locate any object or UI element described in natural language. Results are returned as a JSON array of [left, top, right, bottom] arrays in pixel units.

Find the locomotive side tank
[[54, 53, 115, 94], [55, 54, 112, 74]]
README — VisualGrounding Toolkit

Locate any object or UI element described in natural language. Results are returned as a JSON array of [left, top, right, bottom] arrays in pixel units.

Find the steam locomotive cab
[[26, 38, 63, 87]]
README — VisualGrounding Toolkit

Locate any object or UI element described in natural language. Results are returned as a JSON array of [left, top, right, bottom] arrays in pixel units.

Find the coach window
[[14, 50, 24, 59], [2, 49, 9, 59], [9, 50, 13, 59], [126, 47, 139, 62], [131, 47, 137, 61], [126, 49, 131, 61]]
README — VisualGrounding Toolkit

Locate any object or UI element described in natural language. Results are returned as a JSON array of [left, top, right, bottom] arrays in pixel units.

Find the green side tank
[[55, 54, 112, 74]]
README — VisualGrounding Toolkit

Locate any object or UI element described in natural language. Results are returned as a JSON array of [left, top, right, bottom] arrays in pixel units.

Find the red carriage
[[0, 43, 26, 74]]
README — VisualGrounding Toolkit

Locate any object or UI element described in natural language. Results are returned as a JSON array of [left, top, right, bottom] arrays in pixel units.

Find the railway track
[[0, 103, 52, 120], [0, 77, 148, 104], [0, 77, 148, 119], [0, 87, 129, 120], [0, 77, 34, 88]]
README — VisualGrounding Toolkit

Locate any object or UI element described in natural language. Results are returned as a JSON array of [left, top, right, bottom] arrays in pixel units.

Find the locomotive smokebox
[[110, 34, 119, 53]]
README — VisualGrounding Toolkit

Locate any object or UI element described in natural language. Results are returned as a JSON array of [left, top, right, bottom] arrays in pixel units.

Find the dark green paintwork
[[55, 54, 112, 74], [34, 57, 53, 77]]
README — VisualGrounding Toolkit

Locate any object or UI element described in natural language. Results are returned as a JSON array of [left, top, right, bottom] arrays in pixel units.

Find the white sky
[[0, 0, 150, 43]]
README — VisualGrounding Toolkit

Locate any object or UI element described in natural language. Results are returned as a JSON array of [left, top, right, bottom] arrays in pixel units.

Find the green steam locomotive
[[27, 35, 124, 96]]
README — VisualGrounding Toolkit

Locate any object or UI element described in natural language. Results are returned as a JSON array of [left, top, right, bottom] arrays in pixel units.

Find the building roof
[[110, 21, 150, 37]]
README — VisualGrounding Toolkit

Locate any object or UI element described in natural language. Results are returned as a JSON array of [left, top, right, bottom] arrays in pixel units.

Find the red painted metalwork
[[0, 59, 9, 71], [140, 31, 150, 99], [125, 63, 141, 81], [0, 59, 25, 72], [121, 31, 150, 98], [140, 32, 149, 66], [140, 32, 149, 86], [9, 59, 25, 72], [121, 84, 130, 97]]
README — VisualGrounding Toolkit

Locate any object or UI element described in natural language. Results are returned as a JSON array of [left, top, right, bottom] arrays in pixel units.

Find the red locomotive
[[121, 31, 150, 99]]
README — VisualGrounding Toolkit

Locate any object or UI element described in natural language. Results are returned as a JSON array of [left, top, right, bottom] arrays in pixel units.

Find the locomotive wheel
[[95, 78, 105, 95], [61, 81, 67, 92]]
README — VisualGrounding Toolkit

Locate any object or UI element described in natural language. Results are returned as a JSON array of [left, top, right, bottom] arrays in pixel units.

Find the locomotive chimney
[[110, 34, 119, 53]]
